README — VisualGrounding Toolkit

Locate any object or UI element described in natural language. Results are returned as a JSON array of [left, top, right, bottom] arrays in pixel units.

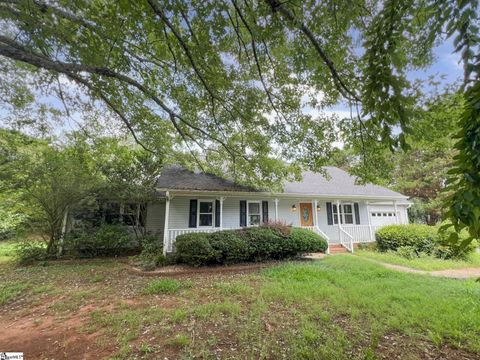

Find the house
[[144, 166, 411, 254]]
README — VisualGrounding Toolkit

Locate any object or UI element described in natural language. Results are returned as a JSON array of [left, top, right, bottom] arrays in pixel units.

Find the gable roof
[[156, 166, 407, 199]]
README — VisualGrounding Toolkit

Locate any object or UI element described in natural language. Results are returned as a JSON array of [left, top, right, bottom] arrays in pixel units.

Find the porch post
[[393, 200, 398, 224], [163, 191, 170, 255], [336, 199, 342, 241], [219, 196, 224, 229], [274, 198, 279, 221], [313, 200, 318, 228], [366, 201, 373, 241]]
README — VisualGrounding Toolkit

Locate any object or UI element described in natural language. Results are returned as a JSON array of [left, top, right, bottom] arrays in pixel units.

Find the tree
[[332, 92, 463, 224], [0, 129, 163, 254], [0, 0, 478, 242], [0, 130, 99, 253]]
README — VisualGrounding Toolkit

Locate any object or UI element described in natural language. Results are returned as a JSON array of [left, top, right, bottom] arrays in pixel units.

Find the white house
[[144, 166, 411, 254]]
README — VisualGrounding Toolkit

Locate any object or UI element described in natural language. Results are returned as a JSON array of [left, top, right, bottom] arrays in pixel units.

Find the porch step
[[329, 244, 349, 254]]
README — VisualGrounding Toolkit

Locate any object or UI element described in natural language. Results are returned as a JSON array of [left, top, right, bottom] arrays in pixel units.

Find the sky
[[328, 37, 463, 119]]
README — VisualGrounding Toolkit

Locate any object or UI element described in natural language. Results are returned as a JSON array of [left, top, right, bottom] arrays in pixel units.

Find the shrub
[[376, 224, 477, 260], [15, 241, 49, 265], [289, 227, 328, 253], [209, 230, 252, 263], [175, 233, 219, 267], [136, 234, 166, 270], [238, 227, 290, 261], [175, 226, 328, 267], [396, 246, 418, 260], [261, 221, 292, 236], [66, 224, 133, 258], [376, 224, 437, 253]]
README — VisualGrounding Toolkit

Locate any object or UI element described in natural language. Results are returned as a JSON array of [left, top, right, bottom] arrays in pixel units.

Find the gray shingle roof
[[156, 166, 407, 199], [156, 166, 258, 192], [282, 167, 406, 198]]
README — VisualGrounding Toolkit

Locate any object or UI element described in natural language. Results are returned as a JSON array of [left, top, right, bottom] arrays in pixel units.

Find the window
[[247, 201, 261, 226], [103, 202, 145, 226], [343, 204, 354, 224], [198, 201, 214, 227], [332, 203, 354, 224]]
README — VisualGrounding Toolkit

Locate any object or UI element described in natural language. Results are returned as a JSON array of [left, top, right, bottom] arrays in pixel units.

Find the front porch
[[155, 192, 405, 254], [164, 224, 384, 254]]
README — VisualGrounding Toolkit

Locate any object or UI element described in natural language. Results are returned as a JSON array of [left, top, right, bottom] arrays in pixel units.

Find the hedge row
[[375, 224, 476, 259], [175, 226, 328, 267]]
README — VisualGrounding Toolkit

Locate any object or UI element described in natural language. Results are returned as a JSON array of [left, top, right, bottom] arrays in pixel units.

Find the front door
[[299, 203, 314, 227]]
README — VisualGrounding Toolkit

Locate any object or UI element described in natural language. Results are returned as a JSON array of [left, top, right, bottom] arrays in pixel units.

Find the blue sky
[[327, 37, 463, 119]]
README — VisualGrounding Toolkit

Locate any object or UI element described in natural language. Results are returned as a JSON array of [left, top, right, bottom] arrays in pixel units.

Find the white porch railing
[[339, 227, 354, 252], [341, 224, 383, 243], [165, 228, 222, 252]]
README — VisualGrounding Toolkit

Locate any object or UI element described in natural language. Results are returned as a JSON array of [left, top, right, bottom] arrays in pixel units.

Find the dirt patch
[[375, 333, 480, 360], [0, 304, 114, 359], [128, 261, 280, 277], [359, 257, 480, 279], [431, 267, 480, 279]]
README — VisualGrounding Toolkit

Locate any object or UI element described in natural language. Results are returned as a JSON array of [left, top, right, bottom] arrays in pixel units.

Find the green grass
[[0, 281, 30, 305], [255, 256, 480, 356], [0, 240, 18, 263], [1, 252, 480, 359], [356, 249, 480, 270]]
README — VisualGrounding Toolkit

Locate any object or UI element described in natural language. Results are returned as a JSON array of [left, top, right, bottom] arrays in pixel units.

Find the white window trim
[[247, 200, 262, 227], [333, 202, 354, 225], [197, 199, 215, 228], [342, 203, 354, 225]]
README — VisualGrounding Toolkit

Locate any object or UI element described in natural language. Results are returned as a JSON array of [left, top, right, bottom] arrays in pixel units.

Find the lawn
[[0, 240, 17, 264], [0, 241, 479, 359], [356, 249, 480, 271]]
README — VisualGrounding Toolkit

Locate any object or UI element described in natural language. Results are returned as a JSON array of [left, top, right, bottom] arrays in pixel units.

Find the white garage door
[[370, 211, 397, 226]]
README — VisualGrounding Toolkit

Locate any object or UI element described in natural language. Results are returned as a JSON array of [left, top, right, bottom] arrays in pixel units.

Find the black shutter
[[215, 200, 220, 227], [240, 200, 247, 227], [188, 199, 197, 228], [354, 202, 360, 224], [326, 202, 333, 225], [262, 201, 269, 224]]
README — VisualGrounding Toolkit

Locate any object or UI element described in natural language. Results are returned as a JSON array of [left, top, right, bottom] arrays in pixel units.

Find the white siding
[[148, 195, 410, 246]]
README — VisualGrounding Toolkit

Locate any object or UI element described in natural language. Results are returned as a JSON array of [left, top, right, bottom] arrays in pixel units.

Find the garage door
[[370, 211, 397, 226]]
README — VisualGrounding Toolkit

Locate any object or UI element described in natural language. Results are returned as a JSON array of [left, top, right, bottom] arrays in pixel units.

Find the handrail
[[339, 227, 354, 253], [314, 226, 331, 254]]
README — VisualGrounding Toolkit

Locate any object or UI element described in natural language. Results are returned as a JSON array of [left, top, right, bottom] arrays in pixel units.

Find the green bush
[[376, 224, 477, 260], [209, 230, 252, 263], [396, 246, 419, 260], [376, 225, 437, 253], [135, 234, 166, 270], [15, 241, 49, 265], [175, 226, 328, 267], [66, 224, 133, 257], [435, 224, 477, 260], [238, 227, 290, 261], [175, 232, 219, 267], [290, 227, 328, 253]]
